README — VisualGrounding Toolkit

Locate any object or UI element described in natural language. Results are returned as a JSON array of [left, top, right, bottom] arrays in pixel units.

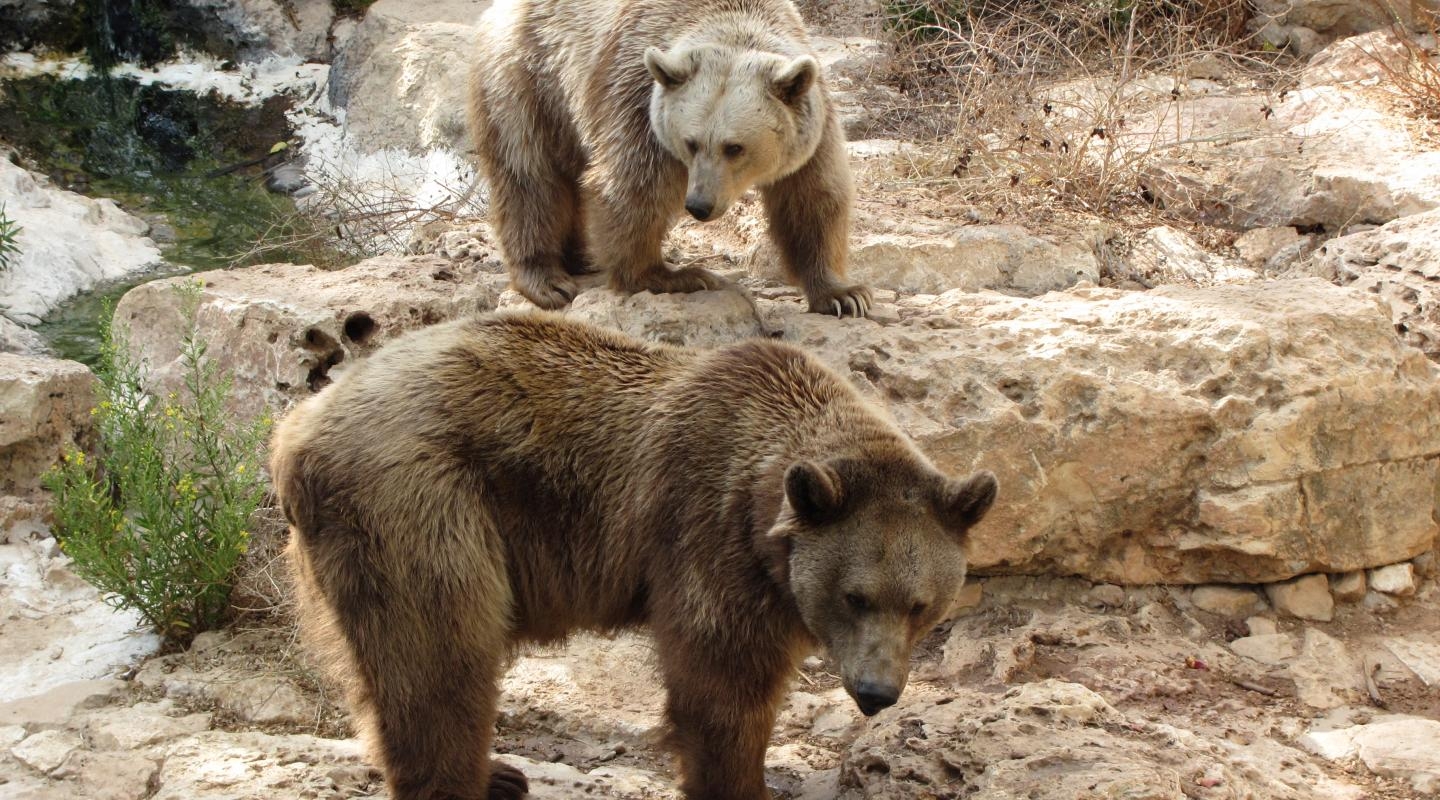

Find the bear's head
[[763, 455, 997, 717], [644, 43, 828, 222]]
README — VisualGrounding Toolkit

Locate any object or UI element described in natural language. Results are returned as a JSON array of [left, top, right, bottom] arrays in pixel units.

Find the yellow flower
[[164, 406, 178, 418], [165, 422, 176, 431], [89, 407, 98, 416], [235, 464, 247, 474], [167, 392, 177, 401]]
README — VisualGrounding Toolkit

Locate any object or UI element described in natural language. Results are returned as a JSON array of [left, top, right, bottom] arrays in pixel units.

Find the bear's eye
[[909, 602, 929, 619], [723, 143, 744, 158], [845, 593, 871, 613], [685, 138, 699, 155]]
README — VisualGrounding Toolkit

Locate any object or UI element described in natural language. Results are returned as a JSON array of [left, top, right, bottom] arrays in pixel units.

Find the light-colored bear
[[468, 0, 872, 317]]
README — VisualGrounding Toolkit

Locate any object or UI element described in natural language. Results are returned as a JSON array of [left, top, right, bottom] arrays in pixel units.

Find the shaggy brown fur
[[467, 0, 871, 317], [270, 313, 996, 800]]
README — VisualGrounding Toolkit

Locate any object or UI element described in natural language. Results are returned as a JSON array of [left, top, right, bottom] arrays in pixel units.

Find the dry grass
[[871, 0, 1293, 220]]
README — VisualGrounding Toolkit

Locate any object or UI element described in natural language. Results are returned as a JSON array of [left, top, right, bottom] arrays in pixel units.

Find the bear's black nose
[[854, 681, 900, 716], [685, 199, 714, 221]]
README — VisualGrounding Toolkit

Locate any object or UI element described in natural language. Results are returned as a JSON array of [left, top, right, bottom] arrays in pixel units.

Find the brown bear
[[269, 312, 996, 800], [467, 0, 872, 318]]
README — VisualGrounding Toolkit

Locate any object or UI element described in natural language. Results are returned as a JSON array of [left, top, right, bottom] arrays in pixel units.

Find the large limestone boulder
[[0, 354, 95, 496], [327, 0, 490, 154], [1252, 0, 1436, 46], [113, 255, 502, 422], [780, 278, 1440, 583], [1304, 206, 1440, 362]]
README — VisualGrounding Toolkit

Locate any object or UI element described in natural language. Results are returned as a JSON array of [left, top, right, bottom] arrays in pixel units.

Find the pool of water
[[0, 71, 336, 364]]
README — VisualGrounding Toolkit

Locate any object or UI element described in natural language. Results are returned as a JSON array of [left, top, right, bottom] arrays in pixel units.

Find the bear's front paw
[[514, 269, 580, 310], [808, 284, 873, 318], [621, 265, 724, 296], [488, 760, 529, 799]]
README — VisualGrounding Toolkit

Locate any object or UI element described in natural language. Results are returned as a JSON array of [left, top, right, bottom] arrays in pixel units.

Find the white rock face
[[1303, 718, 1440, 794], [0, 159, 163, 325]]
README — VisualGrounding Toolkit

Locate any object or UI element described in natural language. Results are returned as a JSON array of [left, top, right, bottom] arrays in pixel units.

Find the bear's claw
[[488, 761, 529, 799], [810, 284, 873, 318], [515, 270, 580, 310]]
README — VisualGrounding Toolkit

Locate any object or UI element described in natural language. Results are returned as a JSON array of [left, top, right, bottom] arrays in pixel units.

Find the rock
[[841, 680, 1341, 798], [811, 35, 897, 138], [11, 728, 83, 775], [0, 354, 96, 495], [1266, 575, 1335, 621], [1252, 1, 1432, 41], [562, 289, 764, 347], [1085, 583, 1125, 608], [1302, 718, 1440, 794], [783, 278, 1440, 583], [1385, 639, 1440, 686], [1415, 549, 1435, 576], [49, 750, 160, 800], [1246, 616, 1279, 636], [1230, 633, 1298, 665], [1329, 571, 1366, 602], [500, 634, 665, 746], [327, 0, 488, 153], [1289, 629, 1363, 708], [1234, 227, 1317, 273], [952, 580, 983, 611], [759, 224, 1101, 296], [1368, 563, 1417, 595], [0, 316, 47, 356], [113, 256, 502, 421], [85, 702, 212, 751], [1139, 63, 1440, 232], [1113, 225, 1259, 287], [1191, 585, 1266, 617], [0, 158, 163, 325], [1307, 207, 1440, 362], [0, 680, 121, 728], [181, 0, 334, 62], [1300, 30, 1414, 87], [492, 753, 676, 799], [150, 732, 368, 799], [135, 662, 314, 727]]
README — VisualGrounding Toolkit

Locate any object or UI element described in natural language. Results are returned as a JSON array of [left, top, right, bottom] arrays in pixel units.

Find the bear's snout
[[685, 197, 715, 221], [854, 680, 900, 716]]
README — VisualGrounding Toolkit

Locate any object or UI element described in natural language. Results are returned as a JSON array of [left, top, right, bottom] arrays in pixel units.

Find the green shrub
[[43, 283, 271, 645], [0, 203, 20, 273]]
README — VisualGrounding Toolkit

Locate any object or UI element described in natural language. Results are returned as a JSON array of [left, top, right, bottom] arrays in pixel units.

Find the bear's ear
[[934, 470, 997, 534], [784, 460, 846, 523], [771, 55, 818, 105], [645, 46, 693, 90]]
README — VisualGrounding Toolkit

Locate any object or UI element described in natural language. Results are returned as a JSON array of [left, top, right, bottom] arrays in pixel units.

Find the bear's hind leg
[[314, 503, 522, 799]]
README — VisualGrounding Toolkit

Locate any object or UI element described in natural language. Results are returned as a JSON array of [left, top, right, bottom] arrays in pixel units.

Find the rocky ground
[[5, 0, 1440, 797]]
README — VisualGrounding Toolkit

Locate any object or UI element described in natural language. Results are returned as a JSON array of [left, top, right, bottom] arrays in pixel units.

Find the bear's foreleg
[[471, 86, 586, 309], [761, 116, 872, 318], [658, 635, 796, 800], [586, 169, 723, 298]]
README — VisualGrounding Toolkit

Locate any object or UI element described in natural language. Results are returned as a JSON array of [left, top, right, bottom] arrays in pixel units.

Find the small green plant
[[43, 283, 271, 644], [0, 203, 21, 273]]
